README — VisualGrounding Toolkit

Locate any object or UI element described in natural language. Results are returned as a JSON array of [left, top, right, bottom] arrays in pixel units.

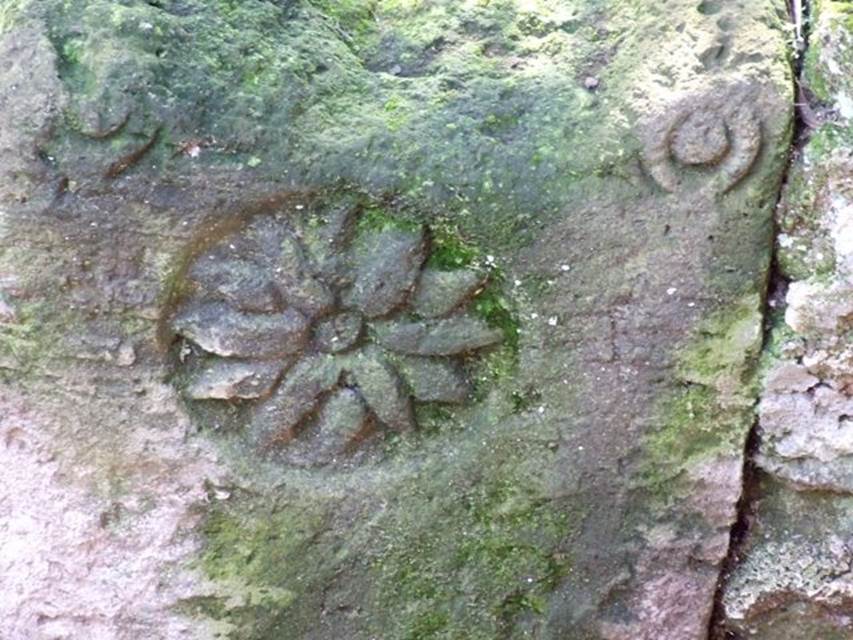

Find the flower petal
[[374, 315, 503, 356], [184, 359, 285, 400], [188, 256, 281, 313], [396, 356, 472, 403], [250, 354, 343, 446], [412, 268, 485, 318], [273, 234, 336, 318], [298, 205, 357, 271], [302, 388, 373, 463], [348, 349, 414, 432], [173, 302, 309, 359], [276, 273, 335, 318], [345, 227, 426, 318]]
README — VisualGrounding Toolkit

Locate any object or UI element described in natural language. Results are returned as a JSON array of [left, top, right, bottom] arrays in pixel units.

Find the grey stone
[[0, 0, 799, 637], [300, 388, 373, 465], [717, 5, 853, 635], [272, 234, 336, 318], [764, 362, 820, 393], [188, 256, 281, 313], [250, 354, 343, 448], [348, 349, 415, 432], [374, 315, 503, 356], [411, 268, 485, 318], [720, 476, 853, 639], [396, 356, 472, 403], [172, 302, 309, 359], [345, 227, 426, 318], [314, 311, 363, 353], [184, 359, 284, 400], [757, 377, 853, 493]]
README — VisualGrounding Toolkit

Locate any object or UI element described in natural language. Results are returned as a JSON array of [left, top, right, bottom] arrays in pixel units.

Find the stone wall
[[717, 2, 853, 637], [1, 2, 840, 639]]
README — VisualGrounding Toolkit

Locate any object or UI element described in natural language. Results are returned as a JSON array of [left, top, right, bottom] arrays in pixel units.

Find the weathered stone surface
[[273, 234, 337, 318], [751, 1, 853, 495], [0, 0, 798, 638], [642, 85, 764, 196], [375, 316, 504, 356], [345, 227, 426, 319], [348, 349, 415, 433], [172, 302, 309, 359], [412, 268, 486, 318], [313, 311, 364, 354], [251, 354, 344, 448], [716, 2, 853, 636], [801, 0, 853, 123], [0, 369, 229, 640], [0, 25, 63, 209], [763, 362, 820, 393], [758, 384, 853, 492], [720, 475, 853, 640], [188, 256, 282, 313], [290, 388, 374, 467], [397, 356, 472, 404], [184, 359, 283, 401], [168, 208, 505, 465]]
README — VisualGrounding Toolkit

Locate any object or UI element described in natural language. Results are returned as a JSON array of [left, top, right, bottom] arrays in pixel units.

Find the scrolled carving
[[167, 204, 509, 467], [642, 89, 763, 195]]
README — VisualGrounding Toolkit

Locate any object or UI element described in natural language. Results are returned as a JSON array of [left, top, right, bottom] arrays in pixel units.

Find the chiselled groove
[[82, 108, 131, 140], [103, 126, 161, 179]]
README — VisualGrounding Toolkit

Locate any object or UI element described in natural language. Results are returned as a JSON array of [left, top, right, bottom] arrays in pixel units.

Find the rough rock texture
[[718, 1, 853, 637], [722, 475, 853, 639], [0, 1, 797, 639]]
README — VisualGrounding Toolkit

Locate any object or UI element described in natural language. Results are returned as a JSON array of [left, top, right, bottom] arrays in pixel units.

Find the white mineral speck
[[667, 287, 677, 296]]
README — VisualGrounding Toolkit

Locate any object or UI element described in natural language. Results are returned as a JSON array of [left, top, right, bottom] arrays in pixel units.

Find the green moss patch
[[0, 300, 72, 379], [641, 384, 751, 494], [366, 434, 574, 639], [192, 493, 341, 639], [191, 425, 575, 639], [640, 295, 764, 496], [24, 0, 645, 251], [676, 293, 764, 397]]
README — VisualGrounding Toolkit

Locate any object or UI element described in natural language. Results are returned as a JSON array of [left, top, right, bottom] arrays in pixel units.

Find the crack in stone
[[706, 1, 816, 638]]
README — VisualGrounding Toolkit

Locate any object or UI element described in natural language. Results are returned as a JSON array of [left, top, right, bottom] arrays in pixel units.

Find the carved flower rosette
[[168, 205, 506, 466]]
